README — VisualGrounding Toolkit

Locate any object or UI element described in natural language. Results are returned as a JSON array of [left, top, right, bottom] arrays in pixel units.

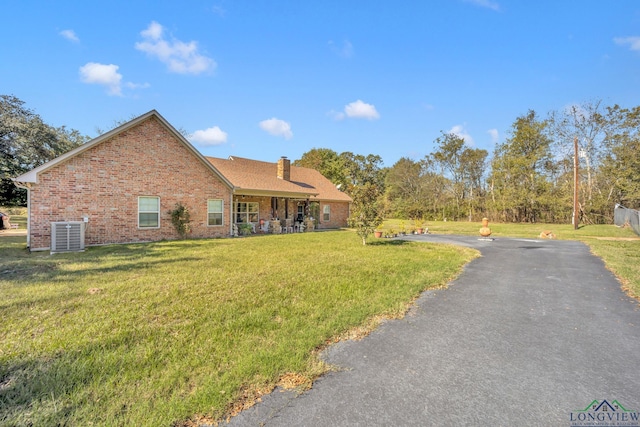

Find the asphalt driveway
[[226, 235, 640, 426]]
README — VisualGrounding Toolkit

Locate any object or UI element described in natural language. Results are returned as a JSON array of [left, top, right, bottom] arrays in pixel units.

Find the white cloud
[[488, 128, 499, 143], [448, 124, 475, 146], [464, 0, 500, 11], [60, 29, 79, 43], [79, 62, 123, 96], [614, 36, 640, 51], [142, 21, 163, 40], [135, 21, 216, 74], [345, 100, 380, 120], [329, 39, 353, 58], [79, 63, 148, 96], [332, 100, 380, 121], [259, 118, 293, 140], [189, 126, 228, 146]]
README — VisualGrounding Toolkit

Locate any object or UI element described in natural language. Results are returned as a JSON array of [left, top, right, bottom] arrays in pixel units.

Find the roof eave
[[233, 188, 319, 198], [309, 196, 353, 203], [11, 110, 235, 191], [11, 179, 33, 190], [13, 110, 160, 183]]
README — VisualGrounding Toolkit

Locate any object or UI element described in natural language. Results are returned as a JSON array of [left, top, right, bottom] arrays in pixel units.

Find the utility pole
[[573, 136, 579, 230]]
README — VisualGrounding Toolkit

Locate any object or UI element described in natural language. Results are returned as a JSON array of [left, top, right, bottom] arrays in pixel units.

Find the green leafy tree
[[385, 157, 423, 218], [549, 100, 610, 222], [431, 132, 466, 215], [295, 149, 386, 195], [600, 104, 640, 209], [1, 95, 88, 205], [292, 148, 346, 187], [296, 148, 386, 243], [383, 157, 451, 221], [429, 132, 488, 220], [341, 152, 386, 244], [348, 182, 384, 245], [420, 158, 452, 220], [489, 110, 554, 222], [459, 146, 488, 221], [339, 152, 386, 192]]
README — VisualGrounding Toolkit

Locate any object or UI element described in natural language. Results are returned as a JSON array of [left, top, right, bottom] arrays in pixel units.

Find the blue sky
[[3, 1, 640, 167]]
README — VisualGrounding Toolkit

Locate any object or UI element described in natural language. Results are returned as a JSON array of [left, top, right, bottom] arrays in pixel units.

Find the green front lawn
[[0, 231, 477, 426]]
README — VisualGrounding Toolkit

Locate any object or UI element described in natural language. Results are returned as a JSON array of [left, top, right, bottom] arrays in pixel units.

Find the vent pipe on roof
[[277, 156, 290, 181]]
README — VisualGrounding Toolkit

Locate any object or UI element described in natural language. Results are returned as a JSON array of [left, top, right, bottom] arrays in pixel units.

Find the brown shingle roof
[[206, 156, 352, 202]]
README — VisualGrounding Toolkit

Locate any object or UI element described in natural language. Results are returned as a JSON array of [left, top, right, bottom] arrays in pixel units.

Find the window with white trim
[[323, 204, 331, 222], [208, 199, 224, 226], [138, 196, 160, 228], [234, 202, 259, 223]]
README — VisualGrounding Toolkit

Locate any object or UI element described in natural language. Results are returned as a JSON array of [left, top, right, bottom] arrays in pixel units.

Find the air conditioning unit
[[51, 221, 85, 253]]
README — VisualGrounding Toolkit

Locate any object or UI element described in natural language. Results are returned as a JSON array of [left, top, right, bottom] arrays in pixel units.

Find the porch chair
[[285, 218, 294, 233]]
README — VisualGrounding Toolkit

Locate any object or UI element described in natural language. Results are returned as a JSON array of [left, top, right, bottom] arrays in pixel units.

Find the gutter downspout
[[230, 189, 235, 236], [26, 187, 30, 248]]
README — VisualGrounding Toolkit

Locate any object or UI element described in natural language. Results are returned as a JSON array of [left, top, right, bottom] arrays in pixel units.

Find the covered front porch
[[231, 191, 319, 236]]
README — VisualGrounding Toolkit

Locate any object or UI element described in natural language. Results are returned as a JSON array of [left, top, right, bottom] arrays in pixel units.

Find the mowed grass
[[0, 207, 26, 229], [0, 231, 477, 426], [8, 216, 26, 230], [383, 219, 640, 299]]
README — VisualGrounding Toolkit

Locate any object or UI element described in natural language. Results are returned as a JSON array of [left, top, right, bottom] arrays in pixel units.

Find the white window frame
[[234, 202, 259, 224], [138, 196, 160, 229], [207, 199, 224, 226], [323, 204, 331, 222]]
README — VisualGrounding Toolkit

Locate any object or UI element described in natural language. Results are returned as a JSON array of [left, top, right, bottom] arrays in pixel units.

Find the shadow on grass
[[0, 238, 216, 285], [1, 255, 205, 286]]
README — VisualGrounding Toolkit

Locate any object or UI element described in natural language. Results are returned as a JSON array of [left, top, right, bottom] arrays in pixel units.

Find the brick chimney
[[277, 156, 290, 181]]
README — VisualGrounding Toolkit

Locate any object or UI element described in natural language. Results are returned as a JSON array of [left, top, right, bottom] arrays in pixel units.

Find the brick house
[[13, 110, 352, 251]]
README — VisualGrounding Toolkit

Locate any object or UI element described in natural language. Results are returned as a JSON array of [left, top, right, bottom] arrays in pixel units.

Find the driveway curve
[[226, 235, 640, 426]]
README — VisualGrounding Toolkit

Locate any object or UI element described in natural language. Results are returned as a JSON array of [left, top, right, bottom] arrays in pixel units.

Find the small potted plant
[[238, 223, 253, 236], [305, 217, 315, 232], [399, 221, 407, 236], [374, 230, 383, 238]]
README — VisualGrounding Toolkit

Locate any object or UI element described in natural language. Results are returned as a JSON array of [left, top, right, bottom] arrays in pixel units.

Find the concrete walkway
[[226, 235, 640, 426]]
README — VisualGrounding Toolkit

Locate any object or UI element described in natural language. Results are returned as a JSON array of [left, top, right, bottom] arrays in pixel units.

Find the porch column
[[229, 193, 236, 236]]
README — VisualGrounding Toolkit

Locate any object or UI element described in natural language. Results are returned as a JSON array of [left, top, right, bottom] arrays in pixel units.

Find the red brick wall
[[317, 201, 350, 229], [28, 116, 232, 250]]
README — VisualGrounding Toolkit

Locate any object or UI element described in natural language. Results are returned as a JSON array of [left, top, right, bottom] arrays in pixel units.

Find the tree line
[[3, 95, 639, 227], [296, 100, 640, 225]]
